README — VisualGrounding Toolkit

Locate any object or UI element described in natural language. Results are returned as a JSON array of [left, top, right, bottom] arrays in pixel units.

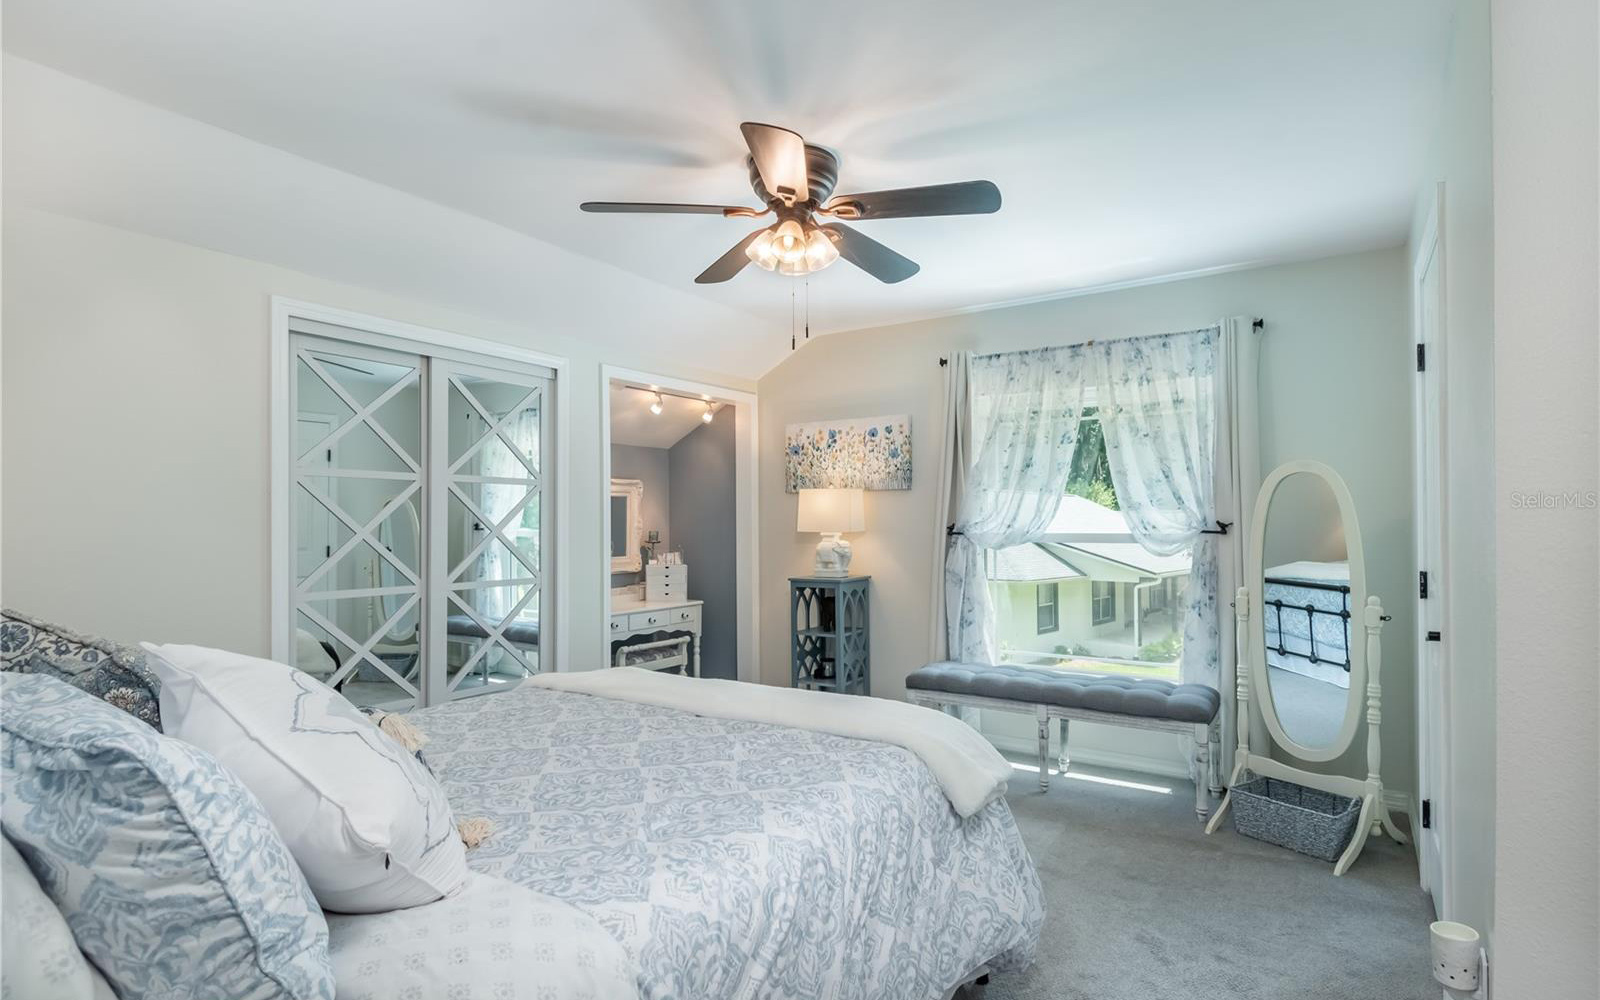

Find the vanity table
[[609, 594, 702, 677]]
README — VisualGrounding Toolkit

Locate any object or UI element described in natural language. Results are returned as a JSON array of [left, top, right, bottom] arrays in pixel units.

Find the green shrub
[[1137, 633, 1183, 662]]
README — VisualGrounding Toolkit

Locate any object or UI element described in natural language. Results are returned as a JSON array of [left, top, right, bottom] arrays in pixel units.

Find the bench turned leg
[[1057, 717, 1070, 775], [1036, 708, 1050, 792], [1193, 724, 1211, 820]]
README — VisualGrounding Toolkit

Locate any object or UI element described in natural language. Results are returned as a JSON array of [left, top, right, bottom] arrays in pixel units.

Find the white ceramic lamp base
[[812, 533, 853, 577]]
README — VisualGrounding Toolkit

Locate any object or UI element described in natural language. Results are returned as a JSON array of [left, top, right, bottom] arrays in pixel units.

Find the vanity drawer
[[627, 606, 699, 632], [628, 610, 670, 631], [662, 606, 700, 630], [608, 615, 629, 634]]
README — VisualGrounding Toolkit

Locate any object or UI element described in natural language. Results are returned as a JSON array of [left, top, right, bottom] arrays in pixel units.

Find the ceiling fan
[[580, 122, 1001, 285]]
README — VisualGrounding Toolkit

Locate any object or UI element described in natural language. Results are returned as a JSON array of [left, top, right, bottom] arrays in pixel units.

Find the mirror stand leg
[[1205, 759, 1247, 835], [1378, 796, 1410, 845], [1334, 793, 1378, 876]]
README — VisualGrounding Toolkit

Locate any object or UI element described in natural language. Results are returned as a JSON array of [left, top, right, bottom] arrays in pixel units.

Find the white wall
[[0, 207, 754, 673], [1489, 0, 1600, 995], [1406, 0, 1499, 943], [758, 247, 1417, 790]]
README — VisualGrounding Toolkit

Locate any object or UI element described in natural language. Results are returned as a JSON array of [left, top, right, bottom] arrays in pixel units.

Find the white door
[[1413, 195, 1448, 913]]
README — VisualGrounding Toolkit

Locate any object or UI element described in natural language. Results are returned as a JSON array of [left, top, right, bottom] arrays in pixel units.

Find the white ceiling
[[609, 382, 726, 450], [4, 0, 1454, 356]]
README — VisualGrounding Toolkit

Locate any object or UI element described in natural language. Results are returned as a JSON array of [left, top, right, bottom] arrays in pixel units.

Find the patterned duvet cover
[[411, 682, 1044, 1000]]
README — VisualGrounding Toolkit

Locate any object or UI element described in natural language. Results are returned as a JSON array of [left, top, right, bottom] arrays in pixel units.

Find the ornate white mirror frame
[[610, 478, 644, 574], [1205, 459, 1408, 875]]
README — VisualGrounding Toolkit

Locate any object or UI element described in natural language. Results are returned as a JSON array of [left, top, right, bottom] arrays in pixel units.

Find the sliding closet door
[[289, 336, 425, 711], [426, 360, 551, 702]]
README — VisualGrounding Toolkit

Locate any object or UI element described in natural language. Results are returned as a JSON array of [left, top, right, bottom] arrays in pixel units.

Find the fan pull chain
[[805, 279, 810, 342], [790, 285, 796, 351]]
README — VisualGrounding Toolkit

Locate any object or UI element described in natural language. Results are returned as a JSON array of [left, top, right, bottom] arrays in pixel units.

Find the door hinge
[[325, 544, 331, 558], [1421, 799, 1432, 829], [1426, 630, 1442, 642], [1419, 571, 1429, 599], [1416, 343, 1426, 371]]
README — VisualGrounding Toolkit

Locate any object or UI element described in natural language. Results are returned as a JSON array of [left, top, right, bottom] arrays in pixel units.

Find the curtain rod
[[937, 317, 1266, 366]]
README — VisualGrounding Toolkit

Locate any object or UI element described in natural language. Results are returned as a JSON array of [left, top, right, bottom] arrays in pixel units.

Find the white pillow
[[143, 643, 466, 913], [325, 874, 639, 1000], [1, 836, 119, 1000]]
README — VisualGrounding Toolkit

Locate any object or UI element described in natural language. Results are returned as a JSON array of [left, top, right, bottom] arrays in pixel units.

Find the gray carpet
[[967, 762, 1435, 1000]]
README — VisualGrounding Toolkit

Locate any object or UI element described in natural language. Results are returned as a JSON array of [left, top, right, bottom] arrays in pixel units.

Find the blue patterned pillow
[[0, 609, 162, 729], [0, 673, 335, 1000]]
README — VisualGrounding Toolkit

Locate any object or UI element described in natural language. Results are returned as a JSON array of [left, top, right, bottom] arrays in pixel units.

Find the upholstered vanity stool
[[789, 576, 870, 695]]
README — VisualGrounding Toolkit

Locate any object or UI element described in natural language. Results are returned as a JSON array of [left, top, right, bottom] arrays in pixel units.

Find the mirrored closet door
[[428, 361, 549, 702], [285, 322, 554, 711]]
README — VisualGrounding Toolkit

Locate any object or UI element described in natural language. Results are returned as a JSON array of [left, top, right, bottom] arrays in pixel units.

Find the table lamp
[[797, 488, 865, 577]]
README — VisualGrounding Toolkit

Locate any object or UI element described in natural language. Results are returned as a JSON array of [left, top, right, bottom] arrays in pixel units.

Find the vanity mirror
[[1206, 459, 1407, 874], [610, 478, 644, 573]]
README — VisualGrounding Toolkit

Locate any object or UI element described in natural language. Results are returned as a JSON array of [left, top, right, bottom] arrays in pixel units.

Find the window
[[1091, 581, 1117, 626], [985, 409, 1190, 681], [1036, 582, 1059, 634]]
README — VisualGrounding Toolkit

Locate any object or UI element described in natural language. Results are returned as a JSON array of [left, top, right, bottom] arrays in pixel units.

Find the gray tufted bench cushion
[[907, 662, 1220, 724], [906, 661, 1223, 818]]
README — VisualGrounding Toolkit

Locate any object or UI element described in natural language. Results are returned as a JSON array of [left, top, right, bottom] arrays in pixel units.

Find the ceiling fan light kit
[[580, 122, 1000, 285]]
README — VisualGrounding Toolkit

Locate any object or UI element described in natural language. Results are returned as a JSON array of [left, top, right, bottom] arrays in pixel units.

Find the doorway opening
[[600, 367, 758, 681]]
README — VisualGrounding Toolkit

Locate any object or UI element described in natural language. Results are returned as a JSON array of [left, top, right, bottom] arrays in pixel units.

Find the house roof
[[1042, 494, 1133, 536], [1064, 541, 1192, 577], [990, 544, 1085, 583], [992, 536, 1191, 585]]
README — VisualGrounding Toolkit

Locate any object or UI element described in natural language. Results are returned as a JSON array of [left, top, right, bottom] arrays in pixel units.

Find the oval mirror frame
[[1249, 459, 1368, 763]]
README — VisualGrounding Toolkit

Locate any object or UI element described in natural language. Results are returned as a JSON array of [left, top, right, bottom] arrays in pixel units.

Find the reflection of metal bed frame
[[1263, 576, 1351, 671]]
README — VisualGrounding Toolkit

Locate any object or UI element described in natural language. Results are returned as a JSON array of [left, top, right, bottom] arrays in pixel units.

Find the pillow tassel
[[375, 712, 429, 753], [457, 816, 494, 849]]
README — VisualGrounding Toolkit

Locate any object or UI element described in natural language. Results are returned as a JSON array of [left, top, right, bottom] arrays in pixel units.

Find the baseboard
[[985, 733, 1192, 781]]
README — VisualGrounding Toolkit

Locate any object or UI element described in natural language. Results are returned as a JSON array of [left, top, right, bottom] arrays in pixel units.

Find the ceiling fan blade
[[581, 201, 758, 216], [820, 223, 920, 283], [822, 180, 1001, 220], [739, 122, 809, 207], [695, 228, 769, 284]]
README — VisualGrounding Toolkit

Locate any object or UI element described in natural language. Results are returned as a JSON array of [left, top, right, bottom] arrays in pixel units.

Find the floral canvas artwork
[[785, 415, 912, 492]]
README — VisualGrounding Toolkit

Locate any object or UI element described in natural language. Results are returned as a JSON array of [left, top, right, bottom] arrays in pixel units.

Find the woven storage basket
[[1231, 775, 1360, 862]]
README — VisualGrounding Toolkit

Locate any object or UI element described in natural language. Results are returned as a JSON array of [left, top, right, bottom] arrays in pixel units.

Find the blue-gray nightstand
[[789, 575, 870, 695]]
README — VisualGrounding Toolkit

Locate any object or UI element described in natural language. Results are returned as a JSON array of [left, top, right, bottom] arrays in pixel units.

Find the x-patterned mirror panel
[[291, 338, 425, 710], [439, 369, 545, 697]]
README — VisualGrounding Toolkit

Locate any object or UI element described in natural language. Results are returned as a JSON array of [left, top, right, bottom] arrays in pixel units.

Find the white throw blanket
[[530, 668, 1011, 818]]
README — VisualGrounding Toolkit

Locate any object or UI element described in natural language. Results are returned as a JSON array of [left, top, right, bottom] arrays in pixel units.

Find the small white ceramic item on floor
[[1429, 920, 1481, 994]]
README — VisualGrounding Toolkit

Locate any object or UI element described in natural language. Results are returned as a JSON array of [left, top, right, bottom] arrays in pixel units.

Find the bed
[[408, 680, 1044, 1000], [1263, 560, 1352, 688]]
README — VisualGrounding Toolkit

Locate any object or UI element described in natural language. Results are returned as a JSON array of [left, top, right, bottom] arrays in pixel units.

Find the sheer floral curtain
[[945, 346, 1090, 664], [1095, 327, 1222, 690]]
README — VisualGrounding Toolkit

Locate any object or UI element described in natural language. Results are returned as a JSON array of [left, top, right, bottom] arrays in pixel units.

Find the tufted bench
[[906, 662, 1223, 819]]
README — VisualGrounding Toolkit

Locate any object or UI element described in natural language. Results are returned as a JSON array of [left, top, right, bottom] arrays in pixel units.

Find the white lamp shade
[[796, 488, 865, 534]]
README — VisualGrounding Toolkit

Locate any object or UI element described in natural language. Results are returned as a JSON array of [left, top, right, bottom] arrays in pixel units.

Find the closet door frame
[[271, 298, 569, 693]]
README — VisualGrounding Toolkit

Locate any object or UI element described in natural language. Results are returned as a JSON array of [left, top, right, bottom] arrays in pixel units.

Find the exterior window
[[984, 410, 1188, 681], [1091, 581, 1117, 626], [1036, 583, 1059, 634]]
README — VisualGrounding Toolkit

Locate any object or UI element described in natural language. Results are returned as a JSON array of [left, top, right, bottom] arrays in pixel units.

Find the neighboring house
[[988, 496, 1191, 672]]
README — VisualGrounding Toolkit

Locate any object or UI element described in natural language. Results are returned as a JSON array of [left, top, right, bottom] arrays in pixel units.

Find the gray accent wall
[[609, 444, 670, 588], [668, 414, 737, 680]]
